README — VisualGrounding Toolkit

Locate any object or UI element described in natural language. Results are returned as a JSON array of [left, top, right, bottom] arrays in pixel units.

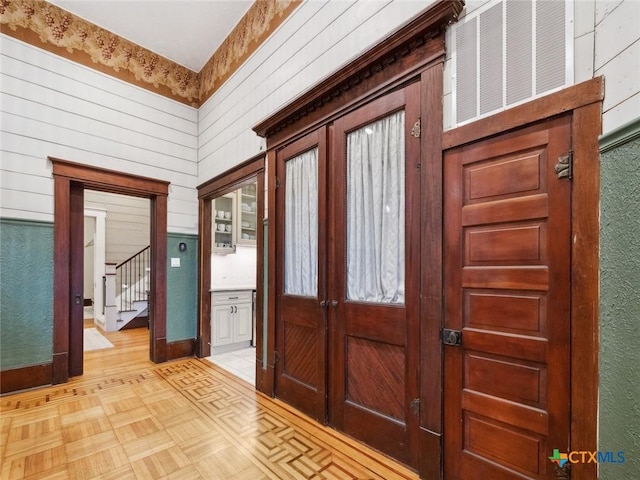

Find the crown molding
[[1, 0, 301, 107], [253, 0, 464, 139]]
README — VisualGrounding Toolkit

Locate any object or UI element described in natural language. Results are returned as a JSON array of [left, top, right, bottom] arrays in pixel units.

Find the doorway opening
[[51, 157, 169, 384], [82, 192, 151, 372], [197, 155, 265, 389]]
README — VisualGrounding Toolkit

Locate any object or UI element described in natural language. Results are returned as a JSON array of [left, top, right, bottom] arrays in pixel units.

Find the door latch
[[441, 328, 462, 346], [553, 462, 571, 479]]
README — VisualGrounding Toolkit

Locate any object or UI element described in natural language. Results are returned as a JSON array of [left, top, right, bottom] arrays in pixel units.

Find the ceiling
[[47, 0, 254, 72]]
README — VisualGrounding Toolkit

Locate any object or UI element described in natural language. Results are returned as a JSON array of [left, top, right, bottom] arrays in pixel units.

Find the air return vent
[[453, 0, 572, 125]]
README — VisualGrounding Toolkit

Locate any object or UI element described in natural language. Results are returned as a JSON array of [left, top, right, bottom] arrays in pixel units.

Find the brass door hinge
[[410, 398, 420, 416], [555, 151, 573, 180], [410, 118, 421, 138]]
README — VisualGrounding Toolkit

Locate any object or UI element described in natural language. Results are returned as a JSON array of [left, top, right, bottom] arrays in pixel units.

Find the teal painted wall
[[599, 132, 640, 478], [0, 219, 54, 369], [166, 233, 198, 342]]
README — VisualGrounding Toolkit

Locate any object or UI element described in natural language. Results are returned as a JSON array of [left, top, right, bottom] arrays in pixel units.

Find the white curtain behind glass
[[284, 148, 318, 297], [347, 111, 405, 304]]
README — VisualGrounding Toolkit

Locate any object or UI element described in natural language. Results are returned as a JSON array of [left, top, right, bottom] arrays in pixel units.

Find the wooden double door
[[274, 80, 573, 478], [275, 83, 421, 467]]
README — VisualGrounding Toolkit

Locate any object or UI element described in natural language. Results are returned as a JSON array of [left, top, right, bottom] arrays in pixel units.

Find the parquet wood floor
[[1, 325, 419, 480]]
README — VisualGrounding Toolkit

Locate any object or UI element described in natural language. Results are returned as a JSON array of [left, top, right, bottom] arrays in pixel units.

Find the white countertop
[[210, 286, 255, 292]]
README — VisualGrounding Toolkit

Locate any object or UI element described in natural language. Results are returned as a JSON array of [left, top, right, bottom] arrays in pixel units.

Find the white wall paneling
[[197, 0, 433, 183], [1, 35, 199, 233], [84, 190, 149, 265], [594, 0, 640, 134]]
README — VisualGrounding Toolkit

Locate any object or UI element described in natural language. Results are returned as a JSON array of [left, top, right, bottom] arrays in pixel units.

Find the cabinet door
[[212, 304, 234, 347], [234, 302, 253, 342], [213, 193, 236, 253], [237, 183, 258, 246]]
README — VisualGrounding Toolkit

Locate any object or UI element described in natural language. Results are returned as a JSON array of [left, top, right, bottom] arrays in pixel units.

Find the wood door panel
[[346, 337, 405, 420], [462, 329, 547, 363], [464, 353, 546, 406], [462, 266, 549, 290], [466, 223, 546, 264], [343, 305, 405, 346], [283, 322, 318, 387], [342, 399, 409, 465], [465, 151, 544, 202], [463, 414, 544, 475], [462, 194, 549, 226], [466, 291, 545, 333], [462, 390, 548, 436], [444, 115, 571, 480]]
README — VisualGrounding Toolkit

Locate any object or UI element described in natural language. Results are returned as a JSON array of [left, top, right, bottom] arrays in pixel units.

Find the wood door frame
[[50, 157, 169, 384], [196, 154, 265, 385], [441, 76, 603, 480]]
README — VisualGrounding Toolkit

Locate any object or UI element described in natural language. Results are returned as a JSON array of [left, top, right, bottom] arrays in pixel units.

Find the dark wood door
[[443, 116, 572, 479], [328, 84, 421, 467], [274, 128, 328, 422]]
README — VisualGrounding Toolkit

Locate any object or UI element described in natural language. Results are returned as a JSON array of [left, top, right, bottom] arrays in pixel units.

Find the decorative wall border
[[1, 0, 300, 107]]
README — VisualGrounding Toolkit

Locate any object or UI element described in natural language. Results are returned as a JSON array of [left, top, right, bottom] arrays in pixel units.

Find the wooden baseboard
[[1, 363, 53, 394], [166, 338, 196, 361]]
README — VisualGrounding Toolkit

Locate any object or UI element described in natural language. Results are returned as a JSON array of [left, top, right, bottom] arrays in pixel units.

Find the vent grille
[[453, 0, 572, 125]]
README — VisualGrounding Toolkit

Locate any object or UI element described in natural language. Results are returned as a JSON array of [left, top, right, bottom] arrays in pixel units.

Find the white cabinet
[[211, 290, 253, 354]]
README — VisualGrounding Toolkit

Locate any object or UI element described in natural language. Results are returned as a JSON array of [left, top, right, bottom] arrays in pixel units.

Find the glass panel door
[[284, 148, 319, 297], [346, 111, 405, 304], [274, 128, 327, 422]]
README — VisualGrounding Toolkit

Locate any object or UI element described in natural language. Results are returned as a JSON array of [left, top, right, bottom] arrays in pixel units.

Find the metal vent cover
[[453, 0, 573, 125]]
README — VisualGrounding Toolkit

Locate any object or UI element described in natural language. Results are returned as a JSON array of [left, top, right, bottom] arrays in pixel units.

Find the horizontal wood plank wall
[[0, 35, 199, 235], [594, 0, 640, 133], [196, 0, 430, 184], [85, 191, 150, 265]]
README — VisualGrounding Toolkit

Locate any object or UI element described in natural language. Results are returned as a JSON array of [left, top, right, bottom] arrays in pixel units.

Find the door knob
[[320, 300, 328, 308], [330, 300, 338, 308]]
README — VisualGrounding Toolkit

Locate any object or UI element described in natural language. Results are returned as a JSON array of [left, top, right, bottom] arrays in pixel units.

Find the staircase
[[104, 246, 150, 331]]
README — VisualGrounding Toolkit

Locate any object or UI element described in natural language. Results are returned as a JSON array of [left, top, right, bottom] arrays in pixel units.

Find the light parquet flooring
[[1, 327, 418, 480]]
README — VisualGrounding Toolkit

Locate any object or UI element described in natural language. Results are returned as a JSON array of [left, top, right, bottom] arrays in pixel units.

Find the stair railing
[[116, 246, 150, 312]]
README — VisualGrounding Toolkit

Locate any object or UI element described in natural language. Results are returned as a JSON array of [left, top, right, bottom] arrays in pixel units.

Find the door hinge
[[553, 462, 571, 479], [273, 350, 279, 365], [410, 398, 420, 416], [410, 118, 421, 138], [555, 151, 573, 180]]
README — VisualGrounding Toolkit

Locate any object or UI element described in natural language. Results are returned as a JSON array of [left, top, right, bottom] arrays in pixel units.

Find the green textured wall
[[0, 219, 54, 369], [166, 233, 198, 342], [599, 131, 640, 478]]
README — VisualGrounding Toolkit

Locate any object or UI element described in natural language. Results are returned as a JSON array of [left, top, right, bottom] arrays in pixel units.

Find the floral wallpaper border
[[0, 0, 301, 107]]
